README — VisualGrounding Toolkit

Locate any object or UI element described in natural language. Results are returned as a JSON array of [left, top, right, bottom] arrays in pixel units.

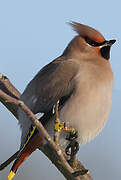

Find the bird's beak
[[106, 39, 116, 46], [100, 39, 116, 48]]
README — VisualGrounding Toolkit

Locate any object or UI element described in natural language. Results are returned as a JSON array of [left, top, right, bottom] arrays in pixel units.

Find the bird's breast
[[59, 63, 113, 144]]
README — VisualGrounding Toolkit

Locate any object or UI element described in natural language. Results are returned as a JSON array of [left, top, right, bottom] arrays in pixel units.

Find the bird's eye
[[85, 37, 98, 46], [85, 37, 107, 47]]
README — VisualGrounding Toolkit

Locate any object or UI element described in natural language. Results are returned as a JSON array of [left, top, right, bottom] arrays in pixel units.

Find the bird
[[8, 22, 116, 180]]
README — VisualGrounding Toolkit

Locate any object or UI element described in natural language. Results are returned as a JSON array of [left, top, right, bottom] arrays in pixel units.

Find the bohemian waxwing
[[8, 22, 116, 180]]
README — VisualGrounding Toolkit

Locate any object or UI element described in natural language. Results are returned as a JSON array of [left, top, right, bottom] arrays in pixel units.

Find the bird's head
[[63, 22, 116, 61]]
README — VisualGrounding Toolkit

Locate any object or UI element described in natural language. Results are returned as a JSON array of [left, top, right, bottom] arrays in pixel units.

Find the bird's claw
[[66, 131, 78, 141], [65, 131, 79, 156], [65, 139, 79, 156]]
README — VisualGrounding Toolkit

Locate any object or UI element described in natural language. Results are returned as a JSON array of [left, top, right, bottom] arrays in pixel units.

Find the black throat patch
[[100, 46, 111, 60]]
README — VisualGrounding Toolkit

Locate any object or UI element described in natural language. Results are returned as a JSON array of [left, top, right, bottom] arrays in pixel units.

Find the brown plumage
[[8, 22, 116, 180], [70, 22, 105, 42]]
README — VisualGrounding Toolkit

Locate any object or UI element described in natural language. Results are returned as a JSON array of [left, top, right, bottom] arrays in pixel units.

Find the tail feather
[[8, 129, 42, 180]]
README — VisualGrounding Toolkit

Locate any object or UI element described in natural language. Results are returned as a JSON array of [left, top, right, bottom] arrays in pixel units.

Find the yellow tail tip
[[8, 171, 15, 180]]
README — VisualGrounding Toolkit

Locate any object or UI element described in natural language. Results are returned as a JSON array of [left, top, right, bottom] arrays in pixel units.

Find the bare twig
[[0, 73, 20, 98], [0, 74, 20, 118], [0, 90, 77, 179]]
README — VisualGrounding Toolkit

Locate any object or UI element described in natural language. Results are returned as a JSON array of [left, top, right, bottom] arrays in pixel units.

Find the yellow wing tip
[[8, 171, 15, 180]]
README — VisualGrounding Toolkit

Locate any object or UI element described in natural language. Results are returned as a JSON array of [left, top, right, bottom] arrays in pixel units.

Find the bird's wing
[[19, 58, 79, 148], [21, 58, 79, 115]]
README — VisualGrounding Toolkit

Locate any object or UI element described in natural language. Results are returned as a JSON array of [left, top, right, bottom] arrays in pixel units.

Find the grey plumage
[[8, 22, 116, 180], [18, 22, 115, 149]]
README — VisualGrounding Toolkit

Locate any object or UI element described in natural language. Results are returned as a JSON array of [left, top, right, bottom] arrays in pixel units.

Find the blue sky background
[[0, 1, 121, 180]]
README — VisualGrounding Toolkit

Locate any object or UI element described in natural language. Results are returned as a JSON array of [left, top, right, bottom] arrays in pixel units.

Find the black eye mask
[[85, 37, 106, 47]]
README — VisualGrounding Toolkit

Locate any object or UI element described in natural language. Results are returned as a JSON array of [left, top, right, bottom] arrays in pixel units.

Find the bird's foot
[[65, 131, 79, 156], [65, 133, 88, 177], [66, 130, 78, 142], [65, 131, 79, 168]]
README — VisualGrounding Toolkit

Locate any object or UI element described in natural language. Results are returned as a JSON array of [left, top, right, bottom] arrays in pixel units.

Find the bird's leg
[[54, 100, 65, 144]]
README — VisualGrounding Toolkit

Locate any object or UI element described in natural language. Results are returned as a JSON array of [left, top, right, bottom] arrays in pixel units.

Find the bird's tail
[[8, 126, 42, 180]]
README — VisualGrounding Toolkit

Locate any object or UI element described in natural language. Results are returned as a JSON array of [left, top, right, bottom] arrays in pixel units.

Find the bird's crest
[[69, 22, 105, 43]]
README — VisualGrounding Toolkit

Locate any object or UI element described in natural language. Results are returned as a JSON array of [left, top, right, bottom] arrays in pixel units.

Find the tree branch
[[0, 73, 20, 118], [0, 74, 92, 180]]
